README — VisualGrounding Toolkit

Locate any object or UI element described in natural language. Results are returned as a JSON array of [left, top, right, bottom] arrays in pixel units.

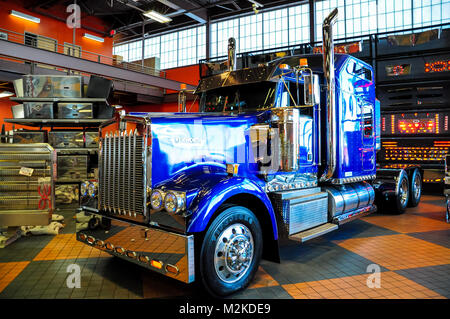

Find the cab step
[[288, 223, 338, 243]]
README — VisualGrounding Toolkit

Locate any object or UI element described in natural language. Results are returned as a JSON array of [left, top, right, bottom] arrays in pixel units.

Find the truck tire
[[408, 168, 422, 207], [199, 205, 262, 297], [394, 172, 410, 214]]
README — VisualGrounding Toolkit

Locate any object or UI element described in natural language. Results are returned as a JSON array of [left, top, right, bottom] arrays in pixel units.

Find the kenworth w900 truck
[[77, 9, 423, 296]]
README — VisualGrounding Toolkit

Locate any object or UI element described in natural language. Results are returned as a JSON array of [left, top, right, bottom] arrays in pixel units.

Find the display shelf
[[54, 148, 98, 155], [4, 118, 108, 128], [10, 97, 108, 103]]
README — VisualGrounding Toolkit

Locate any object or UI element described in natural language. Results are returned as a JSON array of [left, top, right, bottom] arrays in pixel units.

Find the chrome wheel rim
[[214, 223, 254, 284], [413, 173, 421, 200], [399, 178, 408, 207]]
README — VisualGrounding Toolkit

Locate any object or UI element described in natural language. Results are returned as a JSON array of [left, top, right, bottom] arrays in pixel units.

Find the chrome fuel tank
[[323, 181, 375, 217]]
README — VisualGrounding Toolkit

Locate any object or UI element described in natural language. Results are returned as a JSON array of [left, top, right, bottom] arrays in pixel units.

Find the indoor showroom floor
[[0, 195, 449, 299]]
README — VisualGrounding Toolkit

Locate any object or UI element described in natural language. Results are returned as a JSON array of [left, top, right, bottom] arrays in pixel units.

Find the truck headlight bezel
[[88, 182, 98, 198], [150, 189, 165, 210], [81, 181, 89, 198], [81, 181, 98, 198], [163, 191, 186, 214]]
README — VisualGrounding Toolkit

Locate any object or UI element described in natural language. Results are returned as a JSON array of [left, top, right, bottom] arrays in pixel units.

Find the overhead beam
[[0, 40, 195, 91], [156, 0, 207, 23]]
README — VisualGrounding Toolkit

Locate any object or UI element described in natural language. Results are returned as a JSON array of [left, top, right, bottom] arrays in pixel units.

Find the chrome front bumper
[[76, 210, 195, 283]]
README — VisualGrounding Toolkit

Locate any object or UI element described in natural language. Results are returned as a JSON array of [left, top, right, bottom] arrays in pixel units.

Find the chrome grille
[[100, 130, 145, 216]]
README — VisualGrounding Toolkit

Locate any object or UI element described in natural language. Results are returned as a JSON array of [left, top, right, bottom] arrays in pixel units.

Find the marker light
[[151, 260, 163, 269], [299, 58, 308, 67], [10, 10, 40, 23]]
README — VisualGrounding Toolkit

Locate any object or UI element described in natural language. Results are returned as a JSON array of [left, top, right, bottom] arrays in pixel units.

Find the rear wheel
[[199, 205, 262, 297], [408, 169, 422, 207], [395, 173, 410, 214]]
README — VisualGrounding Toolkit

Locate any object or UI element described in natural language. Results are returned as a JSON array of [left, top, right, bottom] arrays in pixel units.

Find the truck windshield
[[200, 81, 277, 113]]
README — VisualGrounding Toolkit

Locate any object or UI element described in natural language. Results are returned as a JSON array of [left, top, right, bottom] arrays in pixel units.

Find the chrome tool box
[[56, 155, 88, 181], [57, 103, 93, 119], [0, 143, 55, 227], [13, 130, 47, 144], [23, 102, 54, 119], [23, 75, 83, 98], [48, 131, 84, 148], [85, 131, 99, 148]]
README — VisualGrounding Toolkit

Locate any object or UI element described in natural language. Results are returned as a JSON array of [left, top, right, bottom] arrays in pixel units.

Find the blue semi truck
[[77, 9, 423, 296]]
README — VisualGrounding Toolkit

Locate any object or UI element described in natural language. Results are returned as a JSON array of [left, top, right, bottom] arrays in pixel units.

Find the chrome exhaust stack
[[320, 8, 338, 182], [227, 37, 237, 71]]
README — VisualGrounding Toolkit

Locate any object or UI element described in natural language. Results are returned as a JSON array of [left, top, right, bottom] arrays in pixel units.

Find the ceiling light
[[10, 10, 40, 23], [143, 10, 172, 23], [0, 91, 14, 98], [83, 33, 105, 43]]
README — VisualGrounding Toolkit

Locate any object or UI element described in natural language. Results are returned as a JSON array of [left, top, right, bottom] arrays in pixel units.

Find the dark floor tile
[[0, 235, 54, 262], [408, 230, 450, 248], [260, 240, 389, 285], [396, 264, 450, 298]]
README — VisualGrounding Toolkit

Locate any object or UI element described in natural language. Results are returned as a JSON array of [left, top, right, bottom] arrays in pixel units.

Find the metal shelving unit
[[9, 97, 108, 103], [4, 119, 108, 128]]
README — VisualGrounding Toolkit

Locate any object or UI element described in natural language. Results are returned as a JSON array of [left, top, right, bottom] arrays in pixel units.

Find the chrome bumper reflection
[[76, 211, 195, 283]]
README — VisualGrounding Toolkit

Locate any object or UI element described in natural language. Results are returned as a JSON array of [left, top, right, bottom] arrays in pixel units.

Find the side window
[[362, 104, 374, 138], [347, 61, 372, 83], [279, 80, 300, 107]]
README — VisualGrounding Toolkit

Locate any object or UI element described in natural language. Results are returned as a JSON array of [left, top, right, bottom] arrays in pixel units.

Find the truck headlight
[[81, 182, 89, 198], [164, 191, 186, 214], [150, 190, 165, 210], [88, 182, 98, 198]]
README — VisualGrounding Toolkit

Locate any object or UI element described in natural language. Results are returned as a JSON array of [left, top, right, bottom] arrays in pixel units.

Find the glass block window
[[263, 8, 289, 49], [113, 43, 129, 62], [413, 0, 450, 27], [178, 28, 197, 66], [127, 40, 142, 63], [214, 18, 240, 57], [345, 0, 378, 37], [160, 32, 178, 69], [315, 0, 346, 41], [239, 14, 263, 53], [197, 25, 206, 61], [378, 0, 413, 33], [144, 36, 160, 59], [289, 4, 310, 46]]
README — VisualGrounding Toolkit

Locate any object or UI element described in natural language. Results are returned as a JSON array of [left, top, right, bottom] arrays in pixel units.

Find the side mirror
[[303, 72, 319, 106]]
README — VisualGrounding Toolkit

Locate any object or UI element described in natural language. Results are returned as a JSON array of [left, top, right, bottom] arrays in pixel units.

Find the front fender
[[186, 176, 278, 240]]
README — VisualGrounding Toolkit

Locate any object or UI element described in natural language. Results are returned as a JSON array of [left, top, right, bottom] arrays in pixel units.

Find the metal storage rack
[[0, 143, 55, 247]]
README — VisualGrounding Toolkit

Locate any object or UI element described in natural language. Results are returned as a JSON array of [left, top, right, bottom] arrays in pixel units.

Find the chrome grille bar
[[99, 129, 145, 217]]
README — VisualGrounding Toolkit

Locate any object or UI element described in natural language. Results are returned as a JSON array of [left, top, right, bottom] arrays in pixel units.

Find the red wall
[[0, 1, 113, 131], [0, 2, 113, 58], [125, 64, 201, 113]]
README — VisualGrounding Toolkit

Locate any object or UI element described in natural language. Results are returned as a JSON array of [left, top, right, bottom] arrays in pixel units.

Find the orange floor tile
[[334, 234, 450, 270], [0, 262, 29, 293], [282, 271, 445, 299], [361, 213, 450, 234], [33, 234, 110, 261]]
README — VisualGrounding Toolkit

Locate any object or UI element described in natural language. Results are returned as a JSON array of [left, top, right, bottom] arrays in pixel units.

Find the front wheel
[[199, 205, 262, 297]]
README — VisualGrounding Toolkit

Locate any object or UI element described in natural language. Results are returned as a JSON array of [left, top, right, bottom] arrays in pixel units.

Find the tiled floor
[[0, 195, 449, 299]]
